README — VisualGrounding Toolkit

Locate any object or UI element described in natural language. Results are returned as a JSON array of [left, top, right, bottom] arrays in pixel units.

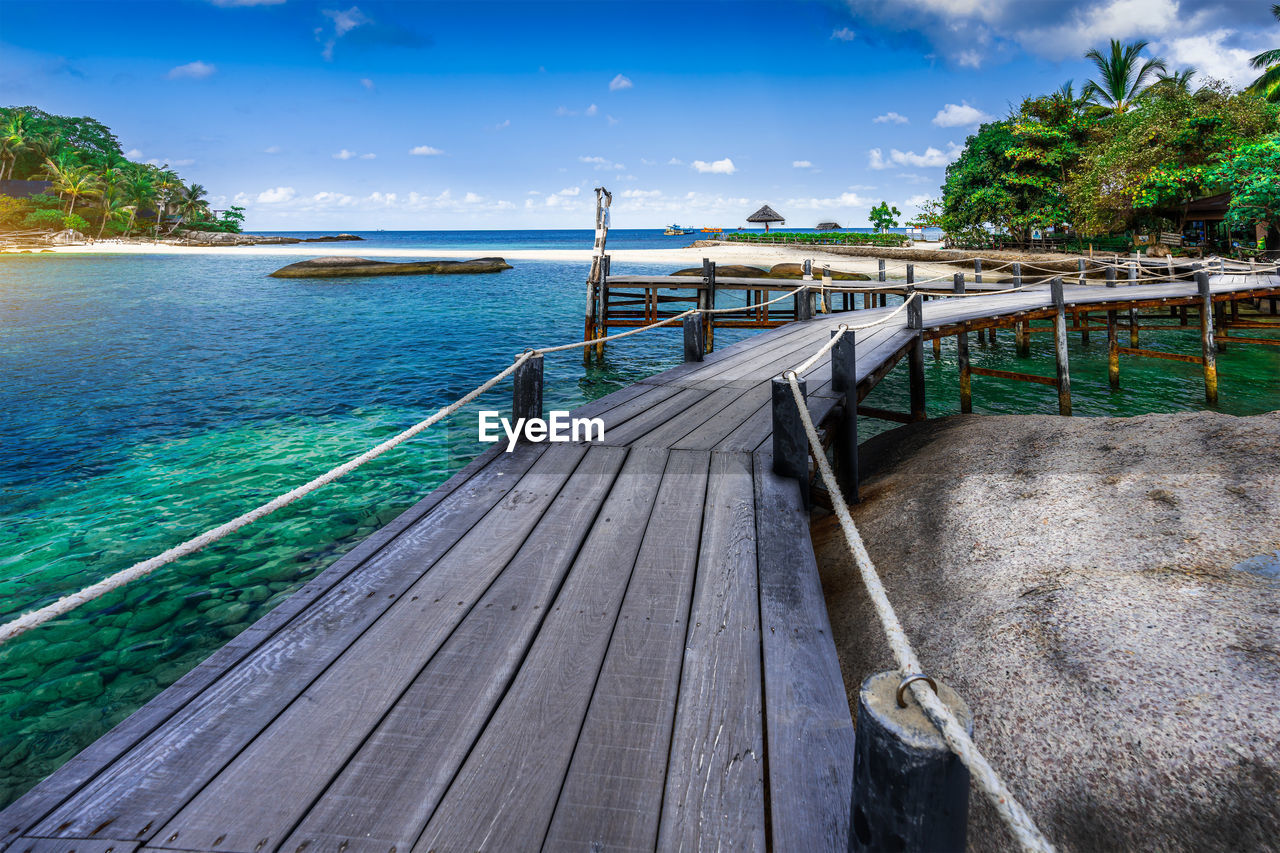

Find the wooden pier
[[3, 270, 1278, 853]]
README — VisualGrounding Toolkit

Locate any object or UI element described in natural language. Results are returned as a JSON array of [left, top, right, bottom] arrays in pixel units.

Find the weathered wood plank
[[153, 445, 621, 852], [413, 448, 675, 851], [596, 387, 712, 447], [26, 443, 567, 842], [754, 452, 855, 851], [541, 450, 710, 852], [6, 841, 137, 853], [276, 445, 647, 853], [657, 451, 766, 852]]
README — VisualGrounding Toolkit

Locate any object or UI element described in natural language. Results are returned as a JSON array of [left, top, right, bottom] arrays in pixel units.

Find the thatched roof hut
[[747, 204, 785, 232], [816, 221, 841, 231]]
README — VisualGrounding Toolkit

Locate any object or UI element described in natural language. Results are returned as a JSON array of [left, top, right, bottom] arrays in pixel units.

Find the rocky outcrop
[[671, 264, 771, 278], [48, 230, 86, 244], [176, 232, 302, 246], [816, 411, 1280, 851], [302, 234, 363, 243], [767, 262, 871, 281], [269, 256, 513, 278]]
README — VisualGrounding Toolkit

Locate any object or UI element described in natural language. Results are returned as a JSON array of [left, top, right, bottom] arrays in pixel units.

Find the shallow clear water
[[0, 242, 1277, 806]]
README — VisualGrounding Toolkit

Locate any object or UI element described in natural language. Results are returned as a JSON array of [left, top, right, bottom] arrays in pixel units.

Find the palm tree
[[1154, 67, 1197, 94], [1248, 4, 1280, 102], [0, 110, 31, 181], [95, 195, 131, 241], [177, 181, 210, 230], [1083, 39, 1167, 114], [152, 168, 183, 239], [53, 165, 101, 217], [122, 167, 155, 237], [94, 166, 124, 241]]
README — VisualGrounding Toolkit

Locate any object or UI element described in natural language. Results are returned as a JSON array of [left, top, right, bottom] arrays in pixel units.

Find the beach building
[[746, 204, 785, 232]]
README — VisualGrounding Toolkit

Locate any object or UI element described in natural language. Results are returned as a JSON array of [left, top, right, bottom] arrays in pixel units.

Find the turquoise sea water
[[1, 239, 1278, 807]]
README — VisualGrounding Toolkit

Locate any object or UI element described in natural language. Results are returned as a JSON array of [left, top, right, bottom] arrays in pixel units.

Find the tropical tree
[[1209, 137, 1280, 248], [1153, 67, 1198, 94], [868, 201, 901, 232], [1083, 39, 1167, 115], [47, 162, 100, 217], [1248, 4, 1280, 103], [0, 110, 32, 181]]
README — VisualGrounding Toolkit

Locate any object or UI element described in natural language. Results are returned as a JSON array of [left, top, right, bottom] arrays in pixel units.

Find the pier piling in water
[[1198, 272, 1219, 405], [906, 287, 926, 421], [772, 375, 810, 507], [1107, 266, 1119, 388], [954, 274, 971, 414], [831, 329, 859, 501], [1129, 262, 1140, 347], [1051, 277, 1072, 416]]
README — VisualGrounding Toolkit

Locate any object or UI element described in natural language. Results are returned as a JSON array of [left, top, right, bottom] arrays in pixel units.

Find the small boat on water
[[700, 226, 724, 235], [664, 224, 692, 236]]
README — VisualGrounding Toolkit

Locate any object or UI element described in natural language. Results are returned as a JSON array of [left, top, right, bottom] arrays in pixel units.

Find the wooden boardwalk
[[3, 274, 1278, 853]]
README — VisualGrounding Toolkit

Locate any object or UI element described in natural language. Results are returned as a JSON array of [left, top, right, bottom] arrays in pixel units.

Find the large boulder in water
[[768, 262, 871, 281], [671, 264, 770, 278], [269, 256, 513, 278], [302, 233, 364, 243], [816, 411, 1280, 851]]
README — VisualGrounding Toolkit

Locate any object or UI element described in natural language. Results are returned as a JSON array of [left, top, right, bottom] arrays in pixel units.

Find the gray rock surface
[[268, 255, 513, 278], [815, 411, 1280, 852]]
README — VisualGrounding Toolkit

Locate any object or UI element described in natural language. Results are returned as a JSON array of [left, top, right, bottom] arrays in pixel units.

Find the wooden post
[[823, 264, 837, 313], [1106, 264, 1118, 389], [906, 264, 914, 287], [772, 375, 810, 507], [1051, 276, 1072, 416], [849, 672, 972, 853], [973, 258, 982, 284], [796, 284, 813, 322], [878, 259, 886, 284], [1214, 298, 1227, 352], [683, 314, 704, 362], [906, 287, 926, 421], [1128, 261, 1139, 348], [954, 274, 971, 413], [831, 329, 859, 501], [1079, 306, 1089, 346], [1198, 272, 1218, 405], [1077, 257, 1086, 287], [1013, 263, 1030, 358], [703, 258, 717, 352], [512, 354, 544, 426], [584, 187, 612, 362]]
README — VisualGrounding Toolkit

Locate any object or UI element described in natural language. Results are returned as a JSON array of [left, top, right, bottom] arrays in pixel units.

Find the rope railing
[[780, 356, 1055, 853]]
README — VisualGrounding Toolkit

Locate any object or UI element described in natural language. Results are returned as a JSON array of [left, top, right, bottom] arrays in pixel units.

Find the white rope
[[0, 353, 535, 644], [782, 372, 1055, 853]]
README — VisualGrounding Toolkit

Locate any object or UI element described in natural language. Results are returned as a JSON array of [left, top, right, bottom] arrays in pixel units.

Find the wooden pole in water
[[907, 286, 926, 421], [1197, 271, 1218, 405], [1078, 257, 1087, 287], [954, 274, 971, 413], [772, 375, 810, 508], [1013, 263, 1030, 357], [1051, 276, 1072, 416], [584, 188, 611, 362], [831, 329, 859, 501], [1106, 268, 1119, 389], [512, 354, 544, 425], [1128, 260, 1139, 347]]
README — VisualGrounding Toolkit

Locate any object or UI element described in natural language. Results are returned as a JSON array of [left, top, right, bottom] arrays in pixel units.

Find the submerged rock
[[816, 411, 1280, 851], [768, 262, 871, 281], [269, 256, 513, 278], [671, 264, 770, 278], [302, 233, 364, 243]]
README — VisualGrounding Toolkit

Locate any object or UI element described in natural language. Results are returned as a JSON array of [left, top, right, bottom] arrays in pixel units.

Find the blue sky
[[2, 0, 1276, 230]]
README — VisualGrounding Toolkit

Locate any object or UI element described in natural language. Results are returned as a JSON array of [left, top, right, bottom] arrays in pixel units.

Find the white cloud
[[125, 148, 143, 159], [333, 149, 357, 160], [585, 103, 598, 116], [874, 112, 909, 124], [495, 119, 510, 129], [167, 61, 216, 80], [410, 145, 444, 156], [607, 115, 619, 126], [257, 186, 296, 203], [546, 186, 584, 207], [640, 158, 657, 166], [932, 102, 994, 127], [360, 78, 375, 90], [792, 160, 814, 168], [692, 158, 736, 175], [1154, 29, 1261, 86], [263, 145, 281, 154], [621, 189, 662, 198], [319, 6, 369, 60], [609, 73, 633, 91], [464, 192, 484, 203], [579, 155, 625, 170], [667, 158, 685, 166], [869, 143, 962, 169], [831, 27, 856, 41], [359, 153, 376, 160], [905, 193, 933, 207]]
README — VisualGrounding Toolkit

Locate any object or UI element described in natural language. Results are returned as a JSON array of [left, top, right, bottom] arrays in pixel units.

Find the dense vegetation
[[934, 30, 1280, 251], [0, 106, 243, 239], [723, 231, 910, 247]]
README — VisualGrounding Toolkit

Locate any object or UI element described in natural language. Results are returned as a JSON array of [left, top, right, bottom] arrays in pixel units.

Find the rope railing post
[[1051, 276, 1072, 416], [597, 254, 611, 358], [1077, 257, 1086, 287], [850, 671, 974, 853], [830, 328, 859, 501], [876, 259, 886, 308], [771, 374, 810, 508], [1197, 271, 1219, 405], [906, 289, 926, 422], [1107, 266, 1119, 390], [512, 353, 544, 426], [703, 258, 717, 352], [796, 282, 813, 322], [682, 314, 704, 363], [1127, 260, 1139, 348], [1013, 263, 1030, 357], [954, 274, 972, 414]]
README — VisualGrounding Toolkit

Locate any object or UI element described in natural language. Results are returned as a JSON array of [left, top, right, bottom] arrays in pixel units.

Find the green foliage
[[1082, 39, 1166, 115], [868, 201, 900, 232], [0, 194, 30, 227], [905, 198, 943, 229], [723, 231, 909, 247], [186, 205, 246, 234], [62, 212, 89, 232], [25, 193, 62, 211], [1247, 4, 1280, 103], [22, 208, 65, 228], [941, 121, 1023, 235], [1209, 137, 1280, 243]]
